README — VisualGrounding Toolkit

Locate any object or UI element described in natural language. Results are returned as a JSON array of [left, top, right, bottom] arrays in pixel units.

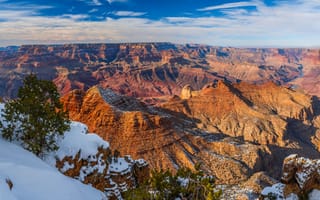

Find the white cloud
[[197, 1, 258, 11], [106, 0, 127, 4], [113, 11, 146, 17], [92, 0, 102, 6], [0, 0, 320, 47], [0, 10, 33, 20]]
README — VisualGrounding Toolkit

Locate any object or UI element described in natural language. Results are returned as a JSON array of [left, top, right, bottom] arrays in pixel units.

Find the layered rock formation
[[61, 81, 320, 185], [2, 43, 320, 194], [163, 81, 320, 146], [281, 154, 320, 197], [163, 81, 320, 176], [0, 43, 319, 101], [261, 154, 320, 199]]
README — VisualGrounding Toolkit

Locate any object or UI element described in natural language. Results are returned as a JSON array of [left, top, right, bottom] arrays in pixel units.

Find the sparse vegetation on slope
[[124, 163, 222, 200]]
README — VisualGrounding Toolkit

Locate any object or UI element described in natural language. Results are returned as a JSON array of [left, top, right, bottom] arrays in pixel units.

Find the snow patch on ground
[[309, 189, 320, 199], [0, 138, 107, 200], [45, 121, 109, 166], [0, 103, 109, 199], [262, 183, 320, 200], [108, 157, 130, 174], [261, 183, 286, 199]]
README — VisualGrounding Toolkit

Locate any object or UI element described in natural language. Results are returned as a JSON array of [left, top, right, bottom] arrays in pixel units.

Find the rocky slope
[[0, 102, 149, 200], [61, 81, 320, 185], [0, 43, 319, 101], [261, 154, 320, 199], [46, 121, 150, 200], [162, 81, 320, 176]]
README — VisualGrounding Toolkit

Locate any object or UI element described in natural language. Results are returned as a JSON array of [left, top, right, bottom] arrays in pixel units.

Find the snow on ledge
[[45, 121, 110, 166]]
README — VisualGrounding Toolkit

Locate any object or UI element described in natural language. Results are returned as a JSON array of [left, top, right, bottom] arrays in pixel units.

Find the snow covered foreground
[[0, 103, 108, 200], [0, 138, 107, 200]]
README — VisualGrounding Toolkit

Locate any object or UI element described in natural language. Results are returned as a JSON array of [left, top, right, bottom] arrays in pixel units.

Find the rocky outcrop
[[61, 85, 276, 185], [261, 155, 320, 199], [61, 82, 320, 185], [281, 154, 320, 197], [0, 43, 319, 100], [45, 122, 149, 200]]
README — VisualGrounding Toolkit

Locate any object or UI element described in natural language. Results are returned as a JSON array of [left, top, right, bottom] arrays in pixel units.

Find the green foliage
[[124, 164, 222, 200], [0, 74, 70, 157]]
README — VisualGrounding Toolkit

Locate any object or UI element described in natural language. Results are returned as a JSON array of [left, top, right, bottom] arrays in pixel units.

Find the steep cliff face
[[163, 81, 320, 147], [0, 43, 319, 100], [163, 81, 320, 176], [61, 86, 275, 184], [61, 82, 320, 184]]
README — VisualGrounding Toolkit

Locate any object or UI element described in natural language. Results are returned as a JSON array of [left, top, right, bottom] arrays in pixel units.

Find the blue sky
[[0, 0, 319, 47]]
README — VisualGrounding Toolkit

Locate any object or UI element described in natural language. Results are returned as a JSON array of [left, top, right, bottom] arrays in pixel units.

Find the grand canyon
[[1, 43, 320, 199]]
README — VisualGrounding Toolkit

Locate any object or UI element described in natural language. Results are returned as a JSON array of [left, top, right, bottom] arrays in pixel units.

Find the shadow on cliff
[[265, 113, 320, 179], [284, 118, 317, 146], [265, 144, 320, 179], [311, 96, 320, 117], [247, 105, 320, 180]]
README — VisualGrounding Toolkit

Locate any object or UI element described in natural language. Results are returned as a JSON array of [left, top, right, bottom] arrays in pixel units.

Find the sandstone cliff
[[61, 82, 320, 184]]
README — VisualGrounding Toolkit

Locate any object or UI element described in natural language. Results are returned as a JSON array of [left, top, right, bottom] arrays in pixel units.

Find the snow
[[261, 183, 285, 199], [261, 183, 300, 200], [309, 189, 320, 200], [60, 161, 74, 173], [0, 102, 140, 200], [45, 121, 109, 166], [294, 157, 314, 189], [262, 183, 320, 200], [177, 177, 189, 187], [43, 121, 111, 182], [108, 157, 130, 174], [0, 138, 107, 200], [0, 103, 109, 200]]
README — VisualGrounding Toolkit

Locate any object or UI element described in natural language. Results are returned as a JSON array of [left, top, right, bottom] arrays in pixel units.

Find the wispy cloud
[[113, 11, 146, 17], [0, 0, 320, 47], [106, 0, 127, 4], [197, 1, 257, 11], [92, 0, 102, 6]]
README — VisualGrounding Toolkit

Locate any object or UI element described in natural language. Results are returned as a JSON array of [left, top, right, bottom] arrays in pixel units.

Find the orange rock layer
[[61, 81, 320, 184]]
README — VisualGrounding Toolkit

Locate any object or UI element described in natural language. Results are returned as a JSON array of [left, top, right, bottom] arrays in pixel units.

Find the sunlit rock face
[[61, 81, 320, 185]]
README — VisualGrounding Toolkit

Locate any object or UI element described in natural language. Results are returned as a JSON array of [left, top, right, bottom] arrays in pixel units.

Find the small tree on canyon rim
[[0, 74, 70, 157]]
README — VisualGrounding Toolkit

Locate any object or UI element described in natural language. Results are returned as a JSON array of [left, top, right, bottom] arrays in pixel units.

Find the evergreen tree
[[0, 74, 70, 157], [124, 164, 222, 200]]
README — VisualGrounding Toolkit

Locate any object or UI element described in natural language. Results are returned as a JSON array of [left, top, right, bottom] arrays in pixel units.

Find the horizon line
[[1, 42, 320, 49]]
